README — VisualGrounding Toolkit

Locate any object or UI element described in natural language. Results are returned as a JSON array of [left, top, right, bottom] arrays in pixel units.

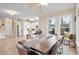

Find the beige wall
[[12, 20, 17, 37], [39, 16, 47, 37], [44, 8, 75, 17]]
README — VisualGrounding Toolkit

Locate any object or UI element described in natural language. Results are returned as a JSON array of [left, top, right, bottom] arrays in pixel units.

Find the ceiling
[[0, 3, 75, 19]]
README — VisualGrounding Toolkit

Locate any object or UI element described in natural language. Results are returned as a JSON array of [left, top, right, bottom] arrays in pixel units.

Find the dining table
[[22, 35, 63, 53]]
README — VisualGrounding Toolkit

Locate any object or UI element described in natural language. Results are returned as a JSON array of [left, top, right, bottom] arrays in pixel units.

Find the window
[[60, 16, 71, 38], [48, 18, 55, 36]]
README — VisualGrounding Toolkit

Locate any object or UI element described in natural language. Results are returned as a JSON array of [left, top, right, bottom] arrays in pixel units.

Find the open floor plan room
[[0, 3, 79, 55]]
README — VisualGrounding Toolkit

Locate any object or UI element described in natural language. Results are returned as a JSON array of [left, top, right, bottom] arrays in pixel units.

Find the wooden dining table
[[23, 35, 63, 53]]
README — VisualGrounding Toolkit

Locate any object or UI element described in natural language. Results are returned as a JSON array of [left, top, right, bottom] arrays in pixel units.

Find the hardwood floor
[[0, 38, 18, 55], [62, 45, 77, 55], [0, 36, 78, 55]]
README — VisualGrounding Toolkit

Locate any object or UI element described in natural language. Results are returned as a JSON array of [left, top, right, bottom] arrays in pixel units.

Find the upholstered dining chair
[[17, 44, 28, 55]]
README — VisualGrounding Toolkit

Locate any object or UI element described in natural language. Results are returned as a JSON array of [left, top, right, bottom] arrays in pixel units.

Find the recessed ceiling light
[[4, 10, 18, 16]]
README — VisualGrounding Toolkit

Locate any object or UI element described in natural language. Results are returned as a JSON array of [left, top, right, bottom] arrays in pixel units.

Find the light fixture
[[39, 2, 48, 6], [4, 10, 18, 16]]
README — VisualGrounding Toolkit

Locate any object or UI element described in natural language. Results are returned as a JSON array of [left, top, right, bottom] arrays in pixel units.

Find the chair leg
[[56, 46, 63, 55], [60, 47, 63, 54], [69, 40, 70, 46]]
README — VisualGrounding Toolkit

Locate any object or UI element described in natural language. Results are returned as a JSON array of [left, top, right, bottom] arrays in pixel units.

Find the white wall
[[5, 19, 13, 36], [76, 4, 79, 54]]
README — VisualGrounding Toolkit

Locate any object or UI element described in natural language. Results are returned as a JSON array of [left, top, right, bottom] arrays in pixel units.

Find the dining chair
[[56, 36, 64, 54]]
